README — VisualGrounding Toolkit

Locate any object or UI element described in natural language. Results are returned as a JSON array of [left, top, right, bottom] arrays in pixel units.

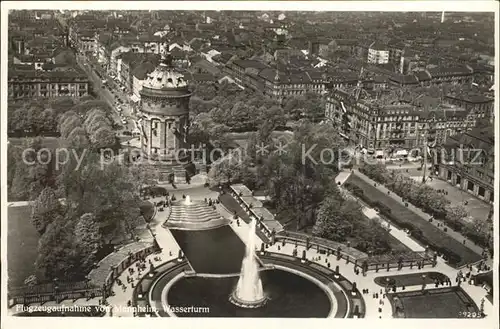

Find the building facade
[[8, 69, 90, 99], [325, 88, 483, 149], [438, 126, 494, 203], [367, 42, 389, 65]]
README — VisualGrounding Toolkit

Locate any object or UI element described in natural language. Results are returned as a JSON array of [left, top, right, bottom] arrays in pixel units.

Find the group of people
[[434, 278, 453, 287], [436, 189, 449, 196], [204, 197, 219, 207]]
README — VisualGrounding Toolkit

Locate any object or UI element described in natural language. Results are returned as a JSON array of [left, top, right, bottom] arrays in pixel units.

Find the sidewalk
[[361, 208, 425, 252], [422, 178, 491, 221], [351, 170, 486, 260], [263, 233, 493, 319]]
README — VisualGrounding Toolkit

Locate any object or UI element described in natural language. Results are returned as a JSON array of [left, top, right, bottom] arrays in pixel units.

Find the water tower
[[138, 45, 191, 182]]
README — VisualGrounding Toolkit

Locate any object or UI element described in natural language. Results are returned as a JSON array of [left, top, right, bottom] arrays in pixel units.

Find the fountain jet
[[229, 219, 268, 308]]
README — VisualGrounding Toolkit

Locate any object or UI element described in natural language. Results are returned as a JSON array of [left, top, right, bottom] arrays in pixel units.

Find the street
[[76, 53, 136, 133]]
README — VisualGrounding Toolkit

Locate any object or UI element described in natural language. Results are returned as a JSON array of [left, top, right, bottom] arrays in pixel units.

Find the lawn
[[374, 272, 450, 287], [345, 175, 482, 267], [7, 205, 39, 288], [388, 287, 480, 318]]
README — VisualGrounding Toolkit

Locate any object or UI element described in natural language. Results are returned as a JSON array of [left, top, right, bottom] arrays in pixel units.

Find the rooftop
[[369, 41, 387, 51], [142, 54, 188, 90], [445, 92, 493, 104], [9, 67, 88, 80]]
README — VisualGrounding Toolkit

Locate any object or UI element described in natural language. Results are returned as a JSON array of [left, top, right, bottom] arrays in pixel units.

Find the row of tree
[[8, 98, 118, 201], [59, 106, 117, 150], [7, 96, 100, 137], [360, 163, 493, 251], [360, 163, 450, 218]]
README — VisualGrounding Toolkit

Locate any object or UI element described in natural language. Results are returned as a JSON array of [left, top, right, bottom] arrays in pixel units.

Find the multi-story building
[[107, 37, 165, 76], [426, 66, 473, 84], [399, 50, 427, 74], [325, 87, 484, 149], [388, 43, 404, 66], [117, 52, 160, 94], [77, 30, 97, 54], [367, 41, 389, 64], [131, 61, 157, 102], [438, 126, 494, 203], [258, 68, 328, 102], [329, 39, 358, 54], [445, 92, 494, 123], [8, 68, 90, 99]]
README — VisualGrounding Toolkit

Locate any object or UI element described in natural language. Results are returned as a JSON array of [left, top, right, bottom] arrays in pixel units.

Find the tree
[[35, 215, 82, 281], [26, 105, 45, 134], [207, 151, 243, 186], [31, 186, 61, 234], [361, 163, 389, 184], [65, 126, 90, 149], [74, 213, 103, 270], [128, 163, 160, 190], [190, 83, 218, 101], [312, 195, 355, 242], [90, 126, 116, 149], [58, 110, 78, 127], [8, 107, 30, 134], [84, 109, 111, 130], [259, 121, 344, 231], [7, 144, 23, 190], [40, 108, 58, 133], [9, 138, 54, 201], [283, 92, 326, 122], [60, 114, 83, 139], [86, 118, 111, 136], [49, 97, 76, 115], [56, 152, 144, 243], [445, 204, 469, 223], [355, 219, 392, 255], [72, 100, 112, 116]]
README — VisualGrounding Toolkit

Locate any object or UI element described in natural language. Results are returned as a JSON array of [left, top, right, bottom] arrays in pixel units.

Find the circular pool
[[163, 269, 333, 317]]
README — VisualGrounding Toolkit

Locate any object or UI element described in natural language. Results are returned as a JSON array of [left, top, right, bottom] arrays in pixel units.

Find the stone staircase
[[163, 201, 230, 230]]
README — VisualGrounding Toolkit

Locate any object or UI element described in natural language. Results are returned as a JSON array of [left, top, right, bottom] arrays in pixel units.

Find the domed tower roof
[[141, 52, 189, 96]]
